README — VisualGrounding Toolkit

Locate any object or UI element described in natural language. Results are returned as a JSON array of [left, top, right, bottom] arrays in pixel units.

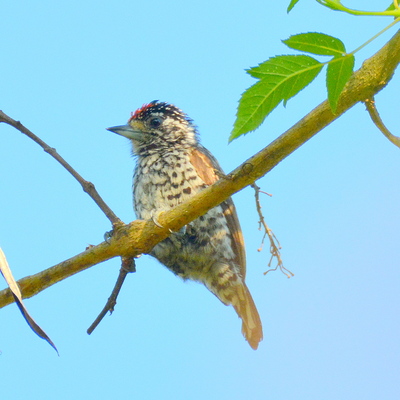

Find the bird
[[107, 101, 263, 349]]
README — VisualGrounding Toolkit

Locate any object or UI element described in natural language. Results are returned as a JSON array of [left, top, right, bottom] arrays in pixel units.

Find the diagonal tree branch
[[0, 112, 122, 227], [1, 29, 400, 310]]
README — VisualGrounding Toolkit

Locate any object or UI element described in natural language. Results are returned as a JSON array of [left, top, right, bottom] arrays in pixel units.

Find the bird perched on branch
[[108, 101, 262, 349]]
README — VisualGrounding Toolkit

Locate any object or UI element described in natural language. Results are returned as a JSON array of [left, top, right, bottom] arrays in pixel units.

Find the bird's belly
[[150, 204, 236, 281]]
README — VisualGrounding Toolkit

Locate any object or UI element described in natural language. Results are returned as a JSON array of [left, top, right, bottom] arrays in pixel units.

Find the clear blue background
[[1, 1, 399, 399]]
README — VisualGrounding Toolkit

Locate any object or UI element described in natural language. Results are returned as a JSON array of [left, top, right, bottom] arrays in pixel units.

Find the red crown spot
[[129, 102, 155, 122]]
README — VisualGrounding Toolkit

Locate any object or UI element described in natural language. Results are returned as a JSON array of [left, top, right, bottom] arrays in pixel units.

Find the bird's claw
[[104, 230, 114, 243], [151, 210, 183, 234], [150, 209, 165, 228], [175, 225, 187, 236]]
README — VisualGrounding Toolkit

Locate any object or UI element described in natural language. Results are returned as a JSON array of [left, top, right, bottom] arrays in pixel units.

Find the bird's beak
[[107, 124, 143, 141]]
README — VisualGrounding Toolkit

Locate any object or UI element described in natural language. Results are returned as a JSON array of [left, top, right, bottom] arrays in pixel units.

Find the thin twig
[[87, 257, 136, 335], [0, 111, 123, 227], [251, 183, 294, 278], [364, 98, 400, 149]]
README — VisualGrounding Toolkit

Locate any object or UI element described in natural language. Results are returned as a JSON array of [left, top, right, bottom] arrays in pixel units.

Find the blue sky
[[1, 1, 399, 399]]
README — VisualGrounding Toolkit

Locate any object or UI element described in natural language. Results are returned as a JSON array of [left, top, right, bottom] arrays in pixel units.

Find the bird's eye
[[149, 117, 162, 128]]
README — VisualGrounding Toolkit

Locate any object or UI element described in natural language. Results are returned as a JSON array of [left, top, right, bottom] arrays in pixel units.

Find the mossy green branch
[[1, 29, 400, 310]]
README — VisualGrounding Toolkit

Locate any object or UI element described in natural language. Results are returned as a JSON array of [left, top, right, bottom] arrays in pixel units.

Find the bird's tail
[[232, 284, 263, 350]]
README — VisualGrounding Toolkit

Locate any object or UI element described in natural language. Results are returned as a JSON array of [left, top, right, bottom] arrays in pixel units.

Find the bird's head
[[107, 101, 198, 155]]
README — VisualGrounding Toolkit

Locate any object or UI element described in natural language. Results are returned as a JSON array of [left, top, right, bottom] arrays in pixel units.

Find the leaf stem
[[350, 18, 400, 55], [317, 0, 400, 17]]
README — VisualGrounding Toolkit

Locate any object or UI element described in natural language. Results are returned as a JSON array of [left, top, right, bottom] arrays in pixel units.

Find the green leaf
[[230, 55, 323, 141], [326, 54, 355, 113], [283, 32, 346, 56], [386, 3, 395, 11], [287, 0, 300, 12]]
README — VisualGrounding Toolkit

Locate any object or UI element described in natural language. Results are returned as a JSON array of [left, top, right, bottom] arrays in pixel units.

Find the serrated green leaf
[[230, 55, 323, 141], [287, 0, 300, 13], [326, 54, 355, 113], [248, 54, 321, 80], [283, 32, 346, 56]]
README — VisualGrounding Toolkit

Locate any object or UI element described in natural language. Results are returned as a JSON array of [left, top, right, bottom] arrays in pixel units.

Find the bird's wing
[[189, 146, 246, 276]]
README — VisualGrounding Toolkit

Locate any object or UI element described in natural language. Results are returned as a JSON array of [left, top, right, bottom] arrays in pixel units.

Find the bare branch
[[1, 29, 400, 309], [87, 257, 136, 335], [251, 184, 294, 278], [364, 97, 400, 149], [0, 111, 122, 227]]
